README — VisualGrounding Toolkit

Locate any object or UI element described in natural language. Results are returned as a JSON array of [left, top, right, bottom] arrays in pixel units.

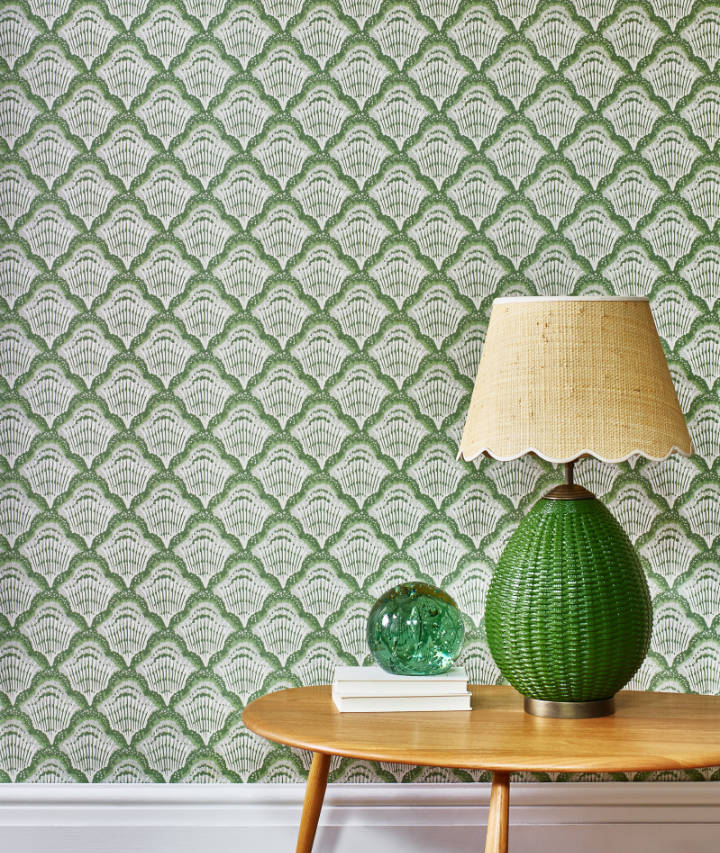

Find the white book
[[333, 679, 470, 697], [333, 666, 468, 698], [332, 688, 471, 713], [334, 666, 467, 685]]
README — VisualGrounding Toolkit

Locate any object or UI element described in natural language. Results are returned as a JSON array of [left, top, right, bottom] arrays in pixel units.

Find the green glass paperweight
[[367, 582, 465, 676]]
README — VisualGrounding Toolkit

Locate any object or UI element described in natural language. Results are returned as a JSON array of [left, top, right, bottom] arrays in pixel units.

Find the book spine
[[333, 693, 471, 712], [333, 684, 469, 698]]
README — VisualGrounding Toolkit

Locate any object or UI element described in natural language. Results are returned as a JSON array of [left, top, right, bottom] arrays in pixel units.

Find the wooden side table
[[243, 685, 720, 853]]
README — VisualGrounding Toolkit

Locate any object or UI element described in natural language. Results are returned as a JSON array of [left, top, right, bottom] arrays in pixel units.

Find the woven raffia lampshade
[[459, 296, 692, 464]]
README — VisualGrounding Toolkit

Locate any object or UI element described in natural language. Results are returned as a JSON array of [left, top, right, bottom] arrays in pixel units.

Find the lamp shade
[[459, 296, 692, 464]]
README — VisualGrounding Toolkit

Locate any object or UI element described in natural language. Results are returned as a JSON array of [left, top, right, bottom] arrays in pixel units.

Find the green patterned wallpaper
[[1, 0, 719, 784]]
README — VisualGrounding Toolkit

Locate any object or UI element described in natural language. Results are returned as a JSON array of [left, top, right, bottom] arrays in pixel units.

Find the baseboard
[[1, 783, 719, 853]]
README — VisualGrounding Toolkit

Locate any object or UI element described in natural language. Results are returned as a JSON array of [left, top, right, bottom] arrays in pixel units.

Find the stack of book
[[332, 665, 471, 712]]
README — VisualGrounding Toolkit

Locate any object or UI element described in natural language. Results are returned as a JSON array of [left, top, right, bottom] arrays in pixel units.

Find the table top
[[242, 685, 720, 773]]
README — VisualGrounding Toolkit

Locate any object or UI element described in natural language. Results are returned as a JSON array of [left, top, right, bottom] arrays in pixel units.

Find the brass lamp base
[[524, 695, 615, 719]]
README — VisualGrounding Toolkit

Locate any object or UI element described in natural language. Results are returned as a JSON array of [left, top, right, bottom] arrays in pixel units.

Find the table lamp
[[459, 296, 693, 718]]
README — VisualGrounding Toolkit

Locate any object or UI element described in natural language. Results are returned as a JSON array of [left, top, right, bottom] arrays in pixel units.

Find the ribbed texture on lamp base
[[485, 497, 652, 704]]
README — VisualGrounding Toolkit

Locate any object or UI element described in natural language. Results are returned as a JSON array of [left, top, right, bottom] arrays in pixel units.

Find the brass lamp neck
[[544, 460, 595, 500], [565, 461, 574, 486], [545, 483, 595, 500]]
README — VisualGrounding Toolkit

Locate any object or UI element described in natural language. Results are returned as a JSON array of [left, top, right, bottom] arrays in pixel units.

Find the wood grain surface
[[243, 685, 720, 773]]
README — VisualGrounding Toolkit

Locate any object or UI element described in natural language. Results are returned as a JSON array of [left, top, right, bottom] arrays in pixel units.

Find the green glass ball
[[367, 582, 465, 676]]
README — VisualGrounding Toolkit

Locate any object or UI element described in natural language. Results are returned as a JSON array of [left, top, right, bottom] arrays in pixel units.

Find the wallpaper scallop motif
[[0, 0, 719, 785]]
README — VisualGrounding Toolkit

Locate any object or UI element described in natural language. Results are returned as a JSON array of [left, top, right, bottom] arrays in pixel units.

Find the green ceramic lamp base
[[486, 480, 652, 718]]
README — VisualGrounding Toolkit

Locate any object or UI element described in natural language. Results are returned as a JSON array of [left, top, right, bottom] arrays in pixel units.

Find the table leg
[[484, 771, 510, 853], [296, 751, 331, 853]]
